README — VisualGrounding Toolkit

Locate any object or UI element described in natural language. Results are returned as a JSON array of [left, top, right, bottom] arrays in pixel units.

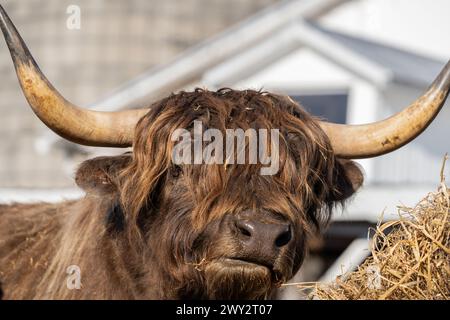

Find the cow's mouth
[[224, 257, 272, 268], [210, 257, 283, 285], [203, 257, 277, 299], [223, 257, 283, 284]]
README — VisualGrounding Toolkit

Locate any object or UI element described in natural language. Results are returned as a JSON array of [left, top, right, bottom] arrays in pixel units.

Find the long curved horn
[[320, 60, 450, 159], [0, 5, 148, 147]]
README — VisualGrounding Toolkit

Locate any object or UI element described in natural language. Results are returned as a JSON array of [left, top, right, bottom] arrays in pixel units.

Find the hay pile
[[311, 159, 450, 300]]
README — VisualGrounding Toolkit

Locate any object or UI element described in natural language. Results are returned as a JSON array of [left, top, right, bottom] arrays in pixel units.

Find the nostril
[[238, 226, 251, 237], [275, 226, 292, 247], [235, 221, 252, 238]]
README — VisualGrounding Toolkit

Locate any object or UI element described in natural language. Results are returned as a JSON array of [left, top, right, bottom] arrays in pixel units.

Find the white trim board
[[0, 188, 84, 204]]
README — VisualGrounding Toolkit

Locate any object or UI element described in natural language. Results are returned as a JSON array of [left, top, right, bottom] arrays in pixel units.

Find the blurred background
[[0, 0, 449, 298]]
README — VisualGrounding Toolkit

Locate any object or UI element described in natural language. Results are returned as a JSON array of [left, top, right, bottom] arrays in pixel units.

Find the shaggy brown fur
[[0, 89, 363, 299]]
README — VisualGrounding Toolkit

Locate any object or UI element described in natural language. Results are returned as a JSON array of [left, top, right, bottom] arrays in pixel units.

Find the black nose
[[233, 213, 292, 265]]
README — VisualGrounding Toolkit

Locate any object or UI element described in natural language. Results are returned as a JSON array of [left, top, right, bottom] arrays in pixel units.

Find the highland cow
[[0, 6, 449, 299]]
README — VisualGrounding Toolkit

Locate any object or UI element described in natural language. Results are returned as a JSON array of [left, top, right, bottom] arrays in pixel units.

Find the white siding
[[234, 47, 354, 92], [372, 84, 450, 184]]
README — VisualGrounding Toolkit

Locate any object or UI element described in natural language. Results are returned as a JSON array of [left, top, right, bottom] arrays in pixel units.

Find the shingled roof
[[312, 22, 445, 87]]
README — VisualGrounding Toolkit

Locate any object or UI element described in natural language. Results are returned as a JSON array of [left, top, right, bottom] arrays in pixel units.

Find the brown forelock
[[119, 88, 341, 238]]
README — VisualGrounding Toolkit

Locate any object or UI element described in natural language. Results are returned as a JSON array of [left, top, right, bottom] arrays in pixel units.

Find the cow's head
[[1, 6, 449, 299], [74, 89, 365, 299]]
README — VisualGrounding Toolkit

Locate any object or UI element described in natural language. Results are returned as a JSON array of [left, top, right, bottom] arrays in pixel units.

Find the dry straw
[[303, 155, 450, 300]]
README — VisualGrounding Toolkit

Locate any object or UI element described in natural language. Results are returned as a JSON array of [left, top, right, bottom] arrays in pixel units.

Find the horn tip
[[0, 5, 10, 28], [0, 4, 36, 69], [0, 4, 16, 44], [432, 59, 450, 94]]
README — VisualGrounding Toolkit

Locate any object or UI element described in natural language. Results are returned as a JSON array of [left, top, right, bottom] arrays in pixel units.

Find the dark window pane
[[290, 94, 348, 124]]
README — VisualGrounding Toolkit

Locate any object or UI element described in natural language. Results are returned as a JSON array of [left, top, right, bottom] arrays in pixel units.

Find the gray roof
[[309, 22, 446, 87]]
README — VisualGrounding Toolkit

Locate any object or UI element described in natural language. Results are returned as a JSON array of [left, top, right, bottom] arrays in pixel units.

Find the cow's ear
[[330, 159, 364, 202], [75, 154, 132, 195]]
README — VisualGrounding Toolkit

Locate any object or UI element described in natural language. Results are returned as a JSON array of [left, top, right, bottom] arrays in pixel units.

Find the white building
[[45, 0, 449, 222]]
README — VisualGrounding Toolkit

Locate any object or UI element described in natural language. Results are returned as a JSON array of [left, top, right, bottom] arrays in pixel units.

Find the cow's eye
[[170, 165, 183, 178]]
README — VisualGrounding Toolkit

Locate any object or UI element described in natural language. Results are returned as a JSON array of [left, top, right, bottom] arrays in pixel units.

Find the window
[[290, 93, 348, 124]]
